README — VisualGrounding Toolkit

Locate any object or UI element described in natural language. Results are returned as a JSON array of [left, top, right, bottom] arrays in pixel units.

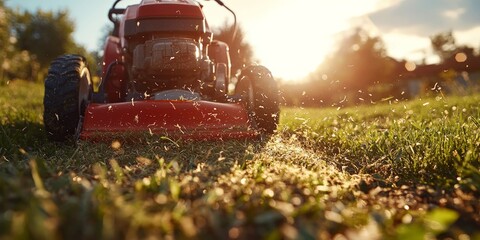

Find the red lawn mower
[[43, 0, 279, 141]]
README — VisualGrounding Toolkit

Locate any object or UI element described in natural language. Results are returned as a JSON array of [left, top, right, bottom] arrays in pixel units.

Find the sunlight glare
[[455, 52, 467, 62], [193, 0, 404, 81], [245, 0, 394, 81], [404, 61, 416, 71]]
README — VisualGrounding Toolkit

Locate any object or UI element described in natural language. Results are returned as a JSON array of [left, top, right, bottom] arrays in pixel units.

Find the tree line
[[280, 29, 480, 107], [0, 0, 96, 83]]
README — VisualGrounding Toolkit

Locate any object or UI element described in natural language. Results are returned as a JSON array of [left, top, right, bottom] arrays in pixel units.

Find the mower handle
[[108, 8, 126, 23], [213, 0, 225, 6], [211, 0, 237, 42], [109, 0, 125, 23]]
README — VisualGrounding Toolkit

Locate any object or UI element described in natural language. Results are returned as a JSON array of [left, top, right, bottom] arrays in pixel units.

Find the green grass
[[281, 96, 480, 188], [1, 80, 479, 239]]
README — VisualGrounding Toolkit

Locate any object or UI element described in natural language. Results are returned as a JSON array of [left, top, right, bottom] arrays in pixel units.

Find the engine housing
[[133, 38, 201, 76], [131, 38, 213, 94]]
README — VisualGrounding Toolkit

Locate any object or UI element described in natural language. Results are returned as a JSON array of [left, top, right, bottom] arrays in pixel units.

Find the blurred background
[[1, 0, 479, 107]]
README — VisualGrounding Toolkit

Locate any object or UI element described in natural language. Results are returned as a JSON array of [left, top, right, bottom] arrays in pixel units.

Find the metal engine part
[[152, 89, 201, 101], [133, 38, 201, 76]]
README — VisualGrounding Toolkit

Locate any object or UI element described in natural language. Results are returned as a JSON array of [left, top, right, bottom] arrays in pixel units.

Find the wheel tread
[[43, 54, 89, 141], [236, 65, 280, 134]]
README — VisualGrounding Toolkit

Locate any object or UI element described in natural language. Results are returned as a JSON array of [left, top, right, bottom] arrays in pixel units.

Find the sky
[[6, 0, 480, 81]]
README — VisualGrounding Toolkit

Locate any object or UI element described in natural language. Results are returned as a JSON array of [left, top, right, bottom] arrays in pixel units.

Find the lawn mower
[[43, 0, 279, 141]]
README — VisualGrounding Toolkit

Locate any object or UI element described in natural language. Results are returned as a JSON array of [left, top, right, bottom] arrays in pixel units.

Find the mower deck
[[80, 100, 257, 140]]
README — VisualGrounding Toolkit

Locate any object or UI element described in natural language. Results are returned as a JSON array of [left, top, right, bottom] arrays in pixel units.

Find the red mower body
[[81, 100, 255, 140], [84, 0, 252, 140], [43, 0, 279, 142]]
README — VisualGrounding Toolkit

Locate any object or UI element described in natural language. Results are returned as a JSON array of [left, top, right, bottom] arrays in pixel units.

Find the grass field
[[1, 80, 479, 239]]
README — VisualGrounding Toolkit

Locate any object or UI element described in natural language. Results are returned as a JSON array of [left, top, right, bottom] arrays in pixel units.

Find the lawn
[[1, 80, 479, 239]]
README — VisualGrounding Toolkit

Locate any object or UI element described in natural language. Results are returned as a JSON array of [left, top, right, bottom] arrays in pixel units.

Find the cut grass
[[0, 80, 479, 239]]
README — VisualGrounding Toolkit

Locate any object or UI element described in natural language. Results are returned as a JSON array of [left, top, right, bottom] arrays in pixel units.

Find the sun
[[244, 1, 382, 82]]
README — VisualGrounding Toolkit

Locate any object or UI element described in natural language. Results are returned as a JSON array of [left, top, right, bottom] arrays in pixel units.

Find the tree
[[97, 23, 114, 51], [319, 28, 391, 91], [0, 0, 9, 82], [285, 27, 395, 107], [213, 22, 254, 75], [9, 9, 98, 81], [0, 1, 39, 82], [12, 9, 77, 70], [430, 31, 456, 62]]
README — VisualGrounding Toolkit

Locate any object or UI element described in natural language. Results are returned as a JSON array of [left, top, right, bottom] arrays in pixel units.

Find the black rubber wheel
[[43, 55, 92, 141], [236, 65, 280, 134]]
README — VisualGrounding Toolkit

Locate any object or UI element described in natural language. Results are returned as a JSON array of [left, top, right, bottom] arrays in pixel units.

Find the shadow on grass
[[69, 136, 270, 180], [0, 122, 52, 160], [2, 128, 270, 183]]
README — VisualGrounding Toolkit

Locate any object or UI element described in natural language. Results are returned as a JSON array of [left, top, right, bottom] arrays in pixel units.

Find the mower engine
[[132, 38, 201, 76], [131, 37, 212, 94], [99, 0, 223, 100]]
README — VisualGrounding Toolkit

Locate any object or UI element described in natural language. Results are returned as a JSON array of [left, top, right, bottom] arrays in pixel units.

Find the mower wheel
[[43, 55, 92, 141], [236, 65, 280, 134]]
